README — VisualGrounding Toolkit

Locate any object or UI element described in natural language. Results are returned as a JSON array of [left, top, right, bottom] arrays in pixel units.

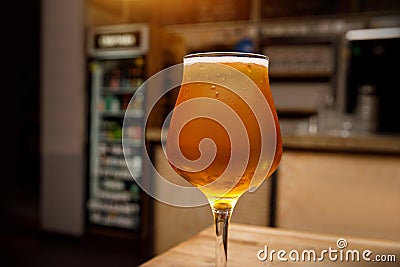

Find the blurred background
[[3, 0, 400, 266]]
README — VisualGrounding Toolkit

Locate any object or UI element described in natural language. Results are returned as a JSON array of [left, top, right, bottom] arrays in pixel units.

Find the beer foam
[[184, 53, 269, 68]]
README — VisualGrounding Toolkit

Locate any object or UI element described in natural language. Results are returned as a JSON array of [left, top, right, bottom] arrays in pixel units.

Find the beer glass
[[166, 52, 282, 266]]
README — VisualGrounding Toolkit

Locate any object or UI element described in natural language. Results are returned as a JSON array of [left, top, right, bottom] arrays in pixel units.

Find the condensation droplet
[[247, 64, 252, 72], [215, 91, 219, 97]]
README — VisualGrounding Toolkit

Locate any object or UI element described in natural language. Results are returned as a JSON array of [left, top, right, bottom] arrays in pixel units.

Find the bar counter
[[141, 223, 400, 266], [282, 133, 400, 154]]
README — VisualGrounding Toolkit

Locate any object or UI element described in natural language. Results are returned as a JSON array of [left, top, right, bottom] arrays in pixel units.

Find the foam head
[[184, 52, 269, 68]]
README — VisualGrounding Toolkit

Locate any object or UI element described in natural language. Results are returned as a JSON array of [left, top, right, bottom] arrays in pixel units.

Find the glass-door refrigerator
[[86, 23, 151, 242]]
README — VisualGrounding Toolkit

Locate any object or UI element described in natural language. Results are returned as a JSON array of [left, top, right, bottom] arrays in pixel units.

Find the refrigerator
[[85, 23, 152, 240]]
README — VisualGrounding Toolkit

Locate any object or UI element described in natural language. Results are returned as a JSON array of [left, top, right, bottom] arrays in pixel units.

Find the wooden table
[[141, 223, 400, 266]]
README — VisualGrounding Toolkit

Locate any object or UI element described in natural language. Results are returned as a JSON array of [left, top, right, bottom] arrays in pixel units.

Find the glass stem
[[213, 208, 232, 267]]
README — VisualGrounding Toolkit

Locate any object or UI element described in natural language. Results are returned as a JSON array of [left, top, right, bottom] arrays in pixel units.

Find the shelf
[[87, 199, 140, 215], [96, 189, 140, 202], [269, 71, 332, 79], [100, 155, 129, 168], [96, 167, 136, 181], [100, 110, 144, 118], [102, 86, 141, 95], [99, 137, 142, 147], [89, 212, 140, 230]]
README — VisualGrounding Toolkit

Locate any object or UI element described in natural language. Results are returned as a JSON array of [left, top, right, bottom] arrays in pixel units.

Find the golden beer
[[166, 54, 282, 209]]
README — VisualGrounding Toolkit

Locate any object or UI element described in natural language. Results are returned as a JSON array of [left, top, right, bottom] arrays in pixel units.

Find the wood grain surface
[[141, 223, 400, 266]]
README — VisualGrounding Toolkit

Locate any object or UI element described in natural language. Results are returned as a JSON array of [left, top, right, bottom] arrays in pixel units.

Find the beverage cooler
[[85, 23, 152, 241]]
